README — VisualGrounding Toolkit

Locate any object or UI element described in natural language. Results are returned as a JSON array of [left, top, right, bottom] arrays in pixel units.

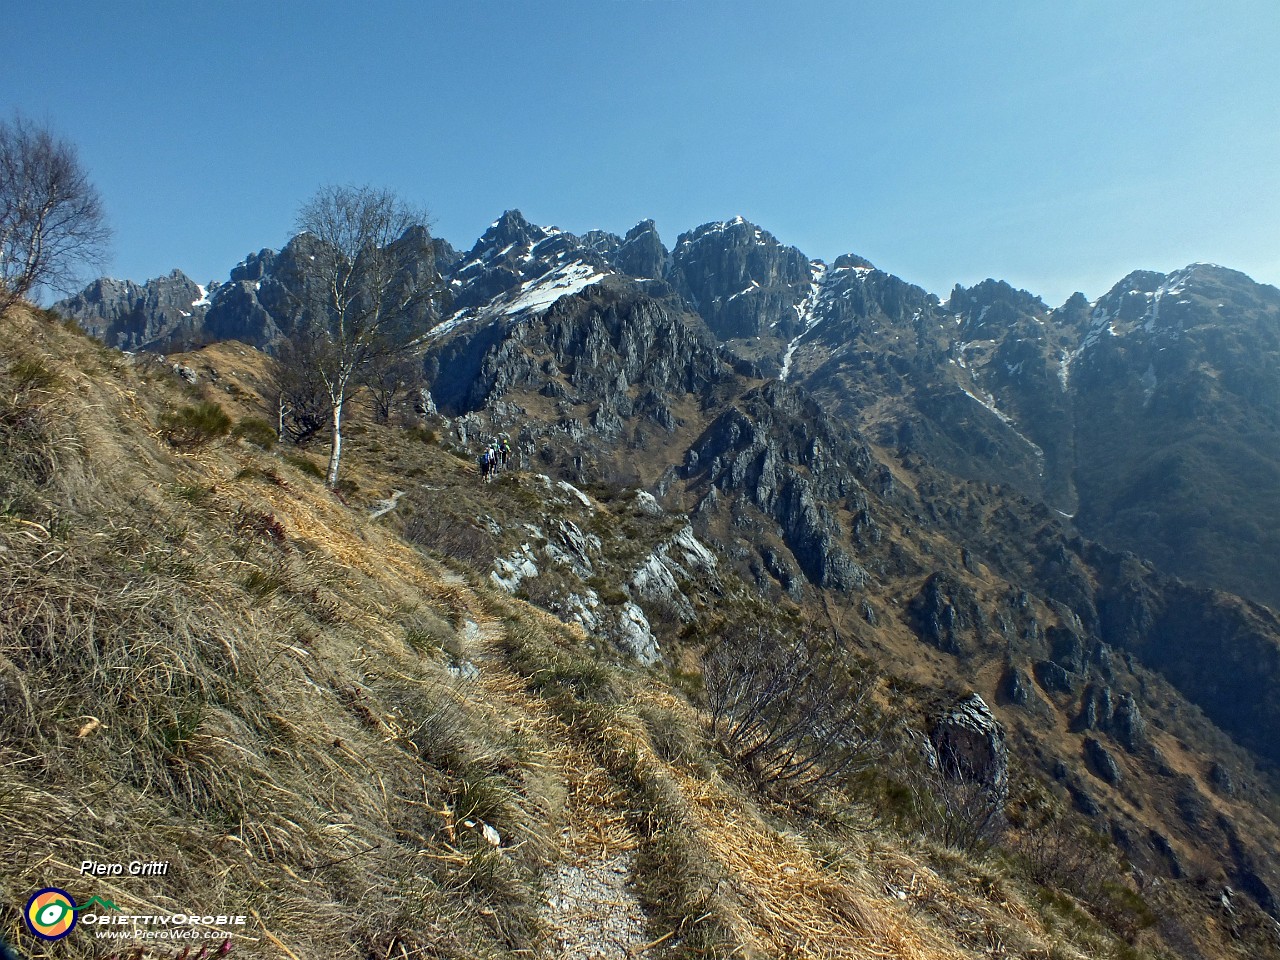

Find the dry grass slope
[[0, 308, 1257, 960]]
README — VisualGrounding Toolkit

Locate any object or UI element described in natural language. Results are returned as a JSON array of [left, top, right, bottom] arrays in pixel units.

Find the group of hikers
[[478, 436, 513, 482]]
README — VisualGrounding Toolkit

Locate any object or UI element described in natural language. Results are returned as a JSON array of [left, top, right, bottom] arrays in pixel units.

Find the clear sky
[[5, 0, 1279, 306]]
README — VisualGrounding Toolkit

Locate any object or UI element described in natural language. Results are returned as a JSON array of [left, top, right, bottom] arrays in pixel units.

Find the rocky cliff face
[[58, 268, 212, 350], [431, 279, 724, 419], [668, 217, 813, 340], [1067, 264, 1280, 608], [681, 382, 878, 592]]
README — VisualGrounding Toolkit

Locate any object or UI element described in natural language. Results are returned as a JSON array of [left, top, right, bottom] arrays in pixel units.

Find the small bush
[[8, 356, 59, 393], [231, 416, 277, 450], [172, 482, 213, 504], [453, 772, 517, 830], [243, 567, 286, 598], [160, 401, 232, 448], [639, 702, 709, 770], [283, 452, 326, 480], [233, 465, 286, 486], [409, 697, 477, 773], [903, 747, 1006, 855], [530, 652, 621, 703], [403, 508, 499, 569], [1015, 806, 1114, 893], [1011, 803, 1155, 937], [586, 575, 628, 606], [404, 611, 455, 657], [703, 626, 888, 795]]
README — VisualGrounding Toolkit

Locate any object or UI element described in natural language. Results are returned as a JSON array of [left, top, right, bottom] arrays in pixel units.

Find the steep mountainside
[[28, 205, 1280, 958], [15, 306, 1280, 960], [1066, 264, 1280, 607], [47, 208, 1280, 942]]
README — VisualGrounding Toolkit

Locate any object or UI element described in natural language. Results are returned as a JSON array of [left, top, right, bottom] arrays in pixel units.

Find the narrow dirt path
[[454, 613, 652, 959]]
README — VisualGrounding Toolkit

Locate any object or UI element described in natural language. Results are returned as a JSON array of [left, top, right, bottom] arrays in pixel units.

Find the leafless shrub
[[702, 626, 887, 795], [272, 329, 330, 444], [363, 353, 422, 423], [904, 737, 1006, 855], [1016, 811, 1157, 940], [402, 505, 499, 569], [1015, 804, 1117, 895]]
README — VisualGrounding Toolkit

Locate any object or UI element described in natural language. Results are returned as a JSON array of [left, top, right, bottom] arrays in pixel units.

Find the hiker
[[478, 447, 492, 482], [500, 437, 511, 469]]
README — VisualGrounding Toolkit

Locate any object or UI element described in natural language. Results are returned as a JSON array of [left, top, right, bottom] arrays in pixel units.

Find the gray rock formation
[[909, 573, 986, 655], [1033, 660, 1076, 695], [1074, 682, 1114, 731], [928, 693, 1009, 804], [610, 220, 669, 281], [56, 269, 210, 351], [668, 217, 812, 340], [614, 601, 658, 665], [1111, 692, 1147, 753], [1084, 736, 1122, 785], [1001, 664, 1033, 706]]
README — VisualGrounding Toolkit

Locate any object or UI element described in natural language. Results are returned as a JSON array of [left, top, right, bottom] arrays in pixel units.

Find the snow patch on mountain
[[1060, 267, 1203, 387], [960, 385, 1045, 461], [503, 261, 606, 316], [779, 261, 830, 381], [427, 213, 616, 337]]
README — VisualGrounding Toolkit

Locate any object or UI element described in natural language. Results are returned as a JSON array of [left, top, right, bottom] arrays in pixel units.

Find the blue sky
[[5, 1, 1279, 305]]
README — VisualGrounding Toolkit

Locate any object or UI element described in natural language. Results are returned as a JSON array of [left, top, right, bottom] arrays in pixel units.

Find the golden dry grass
[[0, 309, 1238, 960], [0, 313, 566, 958]]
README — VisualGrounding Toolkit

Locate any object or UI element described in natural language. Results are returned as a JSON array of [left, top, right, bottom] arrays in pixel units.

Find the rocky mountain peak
[[950, 279, 1048, 334], [440, 212, 616, 318], [229, 248, 276, 284], [611, 219, 669, 280], [668, 217, 813, 340], [57, 268, 209, 351], [478, 209, 545, 251], [831, 252, 875, 271]]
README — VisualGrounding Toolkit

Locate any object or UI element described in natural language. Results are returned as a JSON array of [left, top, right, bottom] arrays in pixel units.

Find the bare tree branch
[[0, 113, 110, 318], [703, 625, 888, 796]]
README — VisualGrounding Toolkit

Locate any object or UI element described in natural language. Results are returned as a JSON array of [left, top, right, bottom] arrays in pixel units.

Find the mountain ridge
[[21, 207, 1280, 955], [54, 211, 1280, 613]]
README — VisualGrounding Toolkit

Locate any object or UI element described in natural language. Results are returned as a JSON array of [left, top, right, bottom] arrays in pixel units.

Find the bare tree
[[362, 353, 422, 423], [285, 184, 439, 487], [271, 325, 330, 445], [0, 113, 110, 318]]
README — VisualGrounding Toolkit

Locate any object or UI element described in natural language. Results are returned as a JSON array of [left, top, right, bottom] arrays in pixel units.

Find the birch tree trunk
[[327, 394, 345, 488]]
